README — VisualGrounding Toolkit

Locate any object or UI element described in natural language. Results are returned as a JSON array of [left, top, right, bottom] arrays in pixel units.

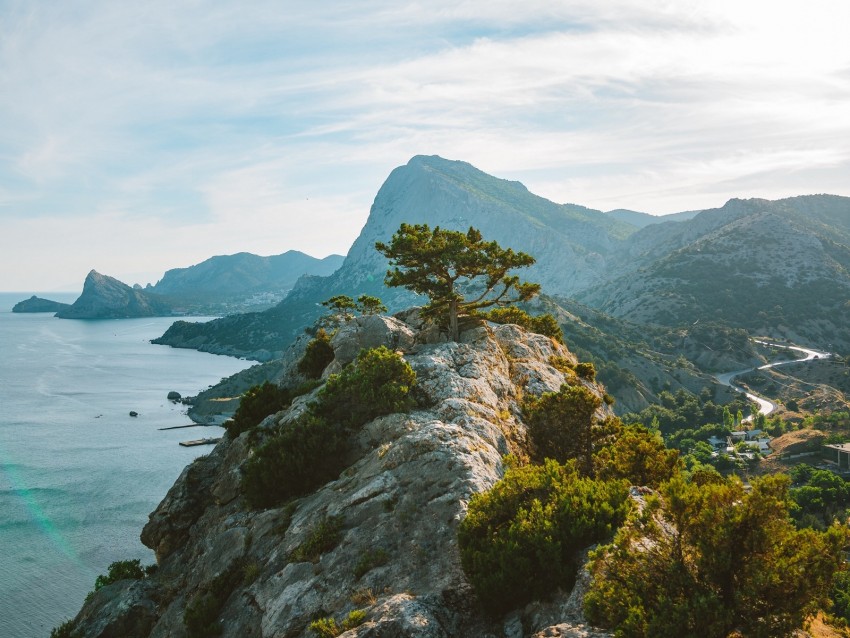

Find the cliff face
[[68, 314, 612, 638], [56, 270, 172, 319]]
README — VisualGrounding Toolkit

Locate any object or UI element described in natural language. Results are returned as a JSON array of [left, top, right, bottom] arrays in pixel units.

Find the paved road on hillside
[[714, 340, 831, 419]]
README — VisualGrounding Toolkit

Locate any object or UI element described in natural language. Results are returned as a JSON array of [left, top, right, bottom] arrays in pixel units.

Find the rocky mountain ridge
[[152, 155, 640, 358], [65, 314, 614, 638], [50, 251, 344, 320], [56, 270, 172, 319]]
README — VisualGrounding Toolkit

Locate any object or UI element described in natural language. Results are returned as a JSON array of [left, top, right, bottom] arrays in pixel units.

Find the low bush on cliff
[[523, 383, 604, 472], [184, 561, 245, 638], [226, 379, 322, 437], [298, 328, 335, 379], [50, 620, 78, 638], [458, 459, 630, 615], [94, 559, 152, 590], [310, 345, 416, 429], [243, 347, 416, 508], [480, 307, 563, 343]]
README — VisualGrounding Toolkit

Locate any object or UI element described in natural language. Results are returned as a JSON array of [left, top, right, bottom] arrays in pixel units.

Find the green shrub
[[291, 516, 344, 562], [342, 609, 367, 630], [481, 307, 563, 343], [242, 347, 416, 508], [312, 346, 416, 430], [353, 548, 389, 579], [308, 609, 367, 637], [299, 329, 335, 379], [309, 616, 340, 637], [226, 382, 291, 436], [243, 414, 348, 508], [585, 475, 848, 638], [184, 562, 244, 638], [93, 558, 152, 591], [524, 384, 602, 472], [458, 459, 630, 615], [575, 361, 596, 380], [50, 620, 78, 638]]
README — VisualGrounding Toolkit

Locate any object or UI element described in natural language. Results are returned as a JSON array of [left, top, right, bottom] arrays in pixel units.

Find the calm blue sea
[[0, 293, 251, 637]]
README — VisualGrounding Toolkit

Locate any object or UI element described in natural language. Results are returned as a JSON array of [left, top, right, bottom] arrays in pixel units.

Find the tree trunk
[[449, 299, 459, 341]]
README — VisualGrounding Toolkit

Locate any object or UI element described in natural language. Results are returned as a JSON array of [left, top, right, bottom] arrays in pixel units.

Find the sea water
[[0, 293, 252, 637]]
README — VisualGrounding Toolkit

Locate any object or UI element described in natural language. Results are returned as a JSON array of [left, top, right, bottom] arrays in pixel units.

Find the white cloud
[[1, 0, 849, 288]]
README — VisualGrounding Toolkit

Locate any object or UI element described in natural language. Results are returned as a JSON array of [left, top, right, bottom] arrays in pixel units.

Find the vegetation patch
[[243, 347, 416, 508], [585, 474, 848, 638], [353, 548, 389, 579], [481, 306, 563, 343], [291, 516, 345, 563], [225, 380, 321, 437], [458, 459, 630, 615], [298, 328, 335, 379], [49, 619, 79, 638], [523, 383, 603, 471], [308, 609, 367, 637], [183, 561, 245, 638]]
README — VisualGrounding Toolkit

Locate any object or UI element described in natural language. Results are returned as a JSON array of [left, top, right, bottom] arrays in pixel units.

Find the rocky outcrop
[[57, 270, 172, 319], [65, 315, 613, 638], [11, 295, 71, 313]]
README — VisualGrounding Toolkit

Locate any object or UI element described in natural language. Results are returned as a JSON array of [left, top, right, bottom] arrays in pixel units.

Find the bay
[[0, 293, 251, 637]]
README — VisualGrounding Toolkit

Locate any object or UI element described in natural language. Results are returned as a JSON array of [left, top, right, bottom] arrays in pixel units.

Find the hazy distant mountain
[[56, 270, 172, 319], [52, 251, 345, 320], [149, 251, 344, 300], [580, 195, 850, 352]]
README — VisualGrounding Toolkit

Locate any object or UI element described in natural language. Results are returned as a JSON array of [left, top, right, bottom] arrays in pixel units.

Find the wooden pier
[[179, 437, 221, 447]]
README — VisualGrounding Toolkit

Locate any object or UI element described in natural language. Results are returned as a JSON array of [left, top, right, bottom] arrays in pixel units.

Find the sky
[[2, 1, 849, 291]]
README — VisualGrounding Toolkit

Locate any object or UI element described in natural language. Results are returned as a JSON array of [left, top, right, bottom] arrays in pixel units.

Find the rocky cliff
[[65, 313, 613, 638], [56, 271, 173, 319]]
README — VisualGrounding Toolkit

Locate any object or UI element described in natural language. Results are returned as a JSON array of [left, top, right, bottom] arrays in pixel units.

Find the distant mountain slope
[[150, 251, 343, 299], [605, 208, 700, 228], [580, 195, 850, 352], [56, 270, 172, 319], [155, 155, 636, 357]]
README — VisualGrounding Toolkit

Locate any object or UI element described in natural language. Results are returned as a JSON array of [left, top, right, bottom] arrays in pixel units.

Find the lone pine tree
[[375, 223, 540, 340]]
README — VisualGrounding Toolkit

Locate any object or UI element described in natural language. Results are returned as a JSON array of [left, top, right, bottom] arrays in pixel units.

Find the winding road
[[714, 340, 831, 420]]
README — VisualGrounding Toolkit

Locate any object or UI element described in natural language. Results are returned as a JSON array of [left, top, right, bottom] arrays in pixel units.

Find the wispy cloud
[[1, 0, 849, 288]]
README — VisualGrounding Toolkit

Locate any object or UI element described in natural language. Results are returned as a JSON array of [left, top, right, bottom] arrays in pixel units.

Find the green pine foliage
[[593, 424, 681, 488], [584, 474, 848, 638], [242, 347, 416, 508], [49, 620, 78, 638], [523, 383, 603, 472], [458, 459, 630, 615], [376, 224, 540, 340]]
